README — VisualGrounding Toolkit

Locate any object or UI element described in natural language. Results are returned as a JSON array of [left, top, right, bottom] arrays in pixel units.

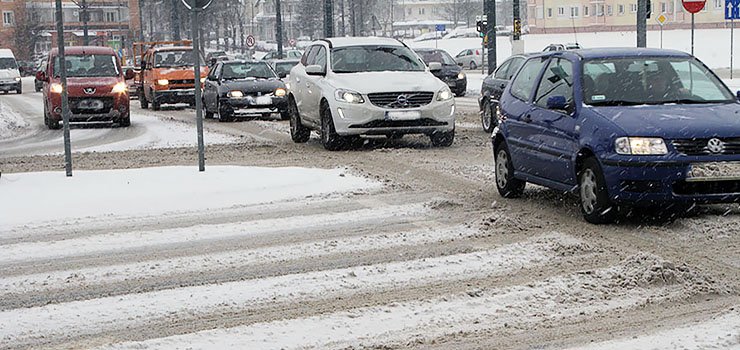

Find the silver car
[[454, 48, 487, 70]]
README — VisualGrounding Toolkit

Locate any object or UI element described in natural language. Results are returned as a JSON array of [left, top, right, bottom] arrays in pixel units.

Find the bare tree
[[11, 2, 43, 60]]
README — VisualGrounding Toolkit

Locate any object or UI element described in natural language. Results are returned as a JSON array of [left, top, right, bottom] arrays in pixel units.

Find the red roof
[[49, 46, 117, 56]]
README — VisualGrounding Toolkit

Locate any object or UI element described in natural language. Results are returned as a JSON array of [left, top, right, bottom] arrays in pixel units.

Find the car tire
[[35, 84, 41, 92], [481, 99, 495, 133], [16, 86, 22, 94], [495, 142, 525, 198], [289, 98, 310, 143], [455, 89, 465, 97], [119, 114, 131, 127], [579, 157, 618, 224], [151, 98, 161, 111], [320, 102, 345, 151], [429, 128, 454, 147], [217, 100, 233, 122], [470, 61, 477, 70], [139, 89, 149, 109]]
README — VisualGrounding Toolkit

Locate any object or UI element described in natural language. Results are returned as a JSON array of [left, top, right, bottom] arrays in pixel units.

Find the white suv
[[286, 37, 456, 151]]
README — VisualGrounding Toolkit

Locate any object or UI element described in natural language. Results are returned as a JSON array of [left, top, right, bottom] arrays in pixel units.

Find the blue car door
[[502, 56, 550, 177], [527, 56, 579, 185]]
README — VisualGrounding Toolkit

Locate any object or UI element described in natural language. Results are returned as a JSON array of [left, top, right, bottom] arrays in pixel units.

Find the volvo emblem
[[396, 95, 408, 106], [707, 138, 724, 154], [84, 87, 96, 95]]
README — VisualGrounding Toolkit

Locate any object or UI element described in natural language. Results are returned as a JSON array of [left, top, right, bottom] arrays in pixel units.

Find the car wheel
[[579, 157, 618, 224], [495, 142, 525, 198], [119, 114, 131, 127], [139, 89, 149, 109], [16, 86, 22, 94], [429, 128, 454, 147], [289, 98, 310, 143], [470, 61, 477, 70], [35, 85, 41, 93], [320, 102, 345, 151], [481, 99, 495, 133], [217, 100, 233, 122], [151, 98, 161, 111], [455, 89, 465, 97]]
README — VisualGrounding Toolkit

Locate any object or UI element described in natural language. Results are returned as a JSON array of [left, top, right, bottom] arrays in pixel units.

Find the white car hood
[[327, 71, 444, 94], [0, 68, 20, 80]]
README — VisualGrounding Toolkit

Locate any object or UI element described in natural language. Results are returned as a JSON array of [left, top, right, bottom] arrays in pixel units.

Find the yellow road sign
[[656, 13, 668, 25]]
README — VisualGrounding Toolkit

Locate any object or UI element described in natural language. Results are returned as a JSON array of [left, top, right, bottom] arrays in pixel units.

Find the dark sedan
[[202, 60, 289, 122], [478, 53, 534, 132], [414, 48, 467, 97]]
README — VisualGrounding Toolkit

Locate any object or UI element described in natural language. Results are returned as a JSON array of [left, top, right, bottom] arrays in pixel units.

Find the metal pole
[[81, 0, 89, 45], [732, 19, 735, 79], [138, 0, 144, 41], [192, 9, 205, 172], [55, 0, 73, 176], [660, 25, 663, 48], [485, 0, 497, 73], [691, 13, 695, 55], [325, 0, 334, 37], [276, 0, 283, 58], [340, 0, 345, 36], [637, 0, 647, 47]]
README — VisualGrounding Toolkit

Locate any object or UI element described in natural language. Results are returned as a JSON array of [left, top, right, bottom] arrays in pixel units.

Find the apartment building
[[527, 0, 731, 32]]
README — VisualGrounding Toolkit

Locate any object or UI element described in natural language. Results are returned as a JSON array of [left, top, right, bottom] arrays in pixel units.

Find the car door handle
[[523, 114, 532, 123]]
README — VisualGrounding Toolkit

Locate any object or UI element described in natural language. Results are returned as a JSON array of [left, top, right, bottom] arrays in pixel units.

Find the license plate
[[78, 99, 103, 109], [254, 96, 273, 105], [686, 162, 740, 181], [385, 110, 421, 121]]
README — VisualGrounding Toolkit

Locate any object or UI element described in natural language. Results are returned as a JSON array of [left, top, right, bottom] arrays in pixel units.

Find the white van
[[0, 49, 22, 94]]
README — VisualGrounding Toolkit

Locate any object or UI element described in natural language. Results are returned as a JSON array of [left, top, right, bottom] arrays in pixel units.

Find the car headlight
[[15, 77, 21, 81], [112, 81, 127, 93], [437, 88, 453, 101], [457, 72, 465, 80], [157, 79, 169, 86], [229, 90, 244, 98], [50, 83, 63, 93], [615, 137, 668, 155], [274, 88, 286, 97], [334, 89, 364, 104]]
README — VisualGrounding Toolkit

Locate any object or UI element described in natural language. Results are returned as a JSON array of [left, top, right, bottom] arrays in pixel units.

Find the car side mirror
[[278, 71, 287, 79], [457, 62, 463, 67], [124, 69, 135, 80], [305, 64, 325, 76], [736, 90, 740, 99], [36, 71, 48, 82], [428, 62, 442, 71], [546, 95, 568, 110]]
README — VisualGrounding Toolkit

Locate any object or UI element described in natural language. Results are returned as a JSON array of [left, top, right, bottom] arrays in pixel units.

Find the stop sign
[[682, 0, 706, 13]]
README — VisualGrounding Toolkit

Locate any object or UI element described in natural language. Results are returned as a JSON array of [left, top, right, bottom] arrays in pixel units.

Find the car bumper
[[600, 156, 740, 204], [221, 96, 288, 114], [50, 109, 127, 122], [0, 81, 21, 91], [153, 89, 195, 104], [442, 78, 467, 92], [330, 99, 455, 136]]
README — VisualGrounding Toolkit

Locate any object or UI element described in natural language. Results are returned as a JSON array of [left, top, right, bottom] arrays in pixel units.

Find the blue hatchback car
[[492, 48, 740, 224]]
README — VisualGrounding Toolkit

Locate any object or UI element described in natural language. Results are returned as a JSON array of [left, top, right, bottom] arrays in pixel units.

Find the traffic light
[[476, 19, 487, 38], [513, 19, 522, 40]]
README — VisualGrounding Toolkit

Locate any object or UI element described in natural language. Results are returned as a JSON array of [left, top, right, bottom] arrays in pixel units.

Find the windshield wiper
[[588, 100, 644, 106], [658, 99, 726, 104]]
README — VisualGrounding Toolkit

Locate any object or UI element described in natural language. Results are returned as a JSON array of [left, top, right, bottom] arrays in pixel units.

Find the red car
[[36, 46, 135, 129]]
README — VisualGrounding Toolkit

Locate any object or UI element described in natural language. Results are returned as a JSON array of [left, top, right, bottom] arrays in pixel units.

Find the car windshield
[[154, 50, 204, 68], [274, 61, 298, 76], [53, 54, 119, 77], [0, 57, 17, 70], [416, 50, 457, 66], [582, 57, 735, 106], [331, 45, 426, 73], [222, 62, 276, 80]]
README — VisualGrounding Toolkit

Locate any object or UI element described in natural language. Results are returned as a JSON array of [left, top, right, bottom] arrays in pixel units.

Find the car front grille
[[69, 97, 114, 114], [673, 179, 740, 195], [168, 79, 195, 85], [672, 138, 740, 155], [367, 91, 434, 109]]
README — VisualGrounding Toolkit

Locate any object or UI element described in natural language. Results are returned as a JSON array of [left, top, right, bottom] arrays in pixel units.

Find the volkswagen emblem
[[396, 95, 408, 106], [707, 138, 724, 154], [84, 87, 96, 95]]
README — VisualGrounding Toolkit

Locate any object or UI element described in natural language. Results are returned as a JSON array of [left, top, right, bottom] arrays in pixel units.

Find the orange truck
[[133, 40, 209, 110]]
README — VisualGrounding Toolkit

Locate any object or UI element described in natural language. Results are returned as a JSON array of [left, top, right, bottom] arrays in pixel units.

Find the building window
[[715, 0, 722, 8], [418, 7, 425, 15], [547, 7, 553, 17], [607, 4, 613, 15], [407, 8, 411, 15], [597, 4, 605, 16], [618, 4, 625, 15], [557, 6, 565, 16], [630, 3, 638, 12], [669, 2, 675, 12], [2, 10, 14, 26], [660, 2, 666, 12], [584, 5, 590, 16], [105, 11, 116, 22], [570, 6, 579, 17], [536, 6, 544, 18]]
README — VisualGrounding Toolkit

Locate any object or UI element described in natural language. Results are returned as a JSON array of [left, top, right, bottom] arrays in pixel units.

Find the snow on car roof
[[324, 37, 404, 48], [571, 47, 691, 59]]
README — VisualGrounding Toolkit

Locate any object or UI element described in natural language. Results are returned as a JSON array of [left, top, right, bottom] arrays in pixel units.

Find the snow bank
[[0, 100, 30, 140], [0, 166, 379, 229]]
